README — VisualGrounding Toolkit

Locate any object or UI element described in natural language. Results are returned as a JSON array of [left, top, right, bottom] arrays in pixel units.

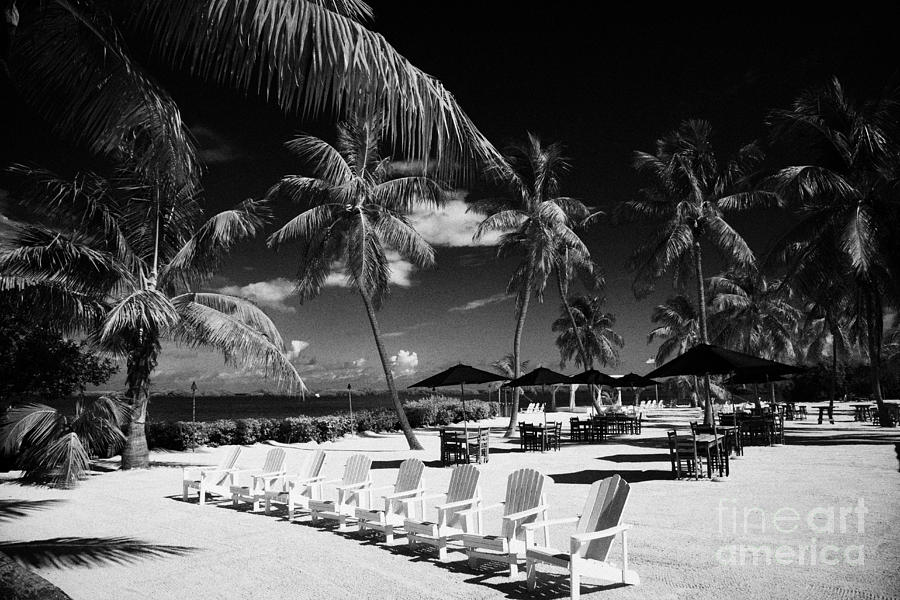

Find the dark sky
[[4, 10, 897, 393]]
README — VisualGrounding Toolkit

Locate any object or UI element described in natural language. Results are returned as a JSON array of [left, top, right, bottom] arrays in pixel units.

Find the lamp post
[[190, 381, 197, 423], [347, 384, 354, 435]]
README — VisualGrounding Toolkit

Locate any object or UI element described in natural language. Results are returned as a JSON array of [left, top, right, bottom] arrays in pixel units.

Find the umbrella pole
[[461, 383, 469, 447], [705, 375, 725, 479]]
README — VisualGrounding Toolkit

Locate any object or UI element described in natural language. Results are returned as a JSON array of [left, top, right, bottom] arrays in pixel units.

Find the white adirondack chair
[[461, 467, 550, 577], [182, 446, 242, 506], [228, 448, 287, 511], [309, 453, 373, 528], [263, 450, 326, 519], [404, 463, 482, 561], [525, 474, 639, 599], [355, 458, 425, 543]]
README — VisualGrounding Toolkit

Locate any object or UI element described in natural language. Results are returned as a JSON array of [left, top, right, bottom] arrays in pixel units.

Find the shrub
[[404, 395, 498, 428]]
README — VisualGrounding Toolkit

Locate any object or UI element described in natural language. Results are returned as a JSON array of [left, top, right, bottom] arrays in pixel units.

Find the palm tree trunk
[[122, 343, 158, 470], [828, 318, 839, 417], [693, 241, 714, 425], [505, 282, 532, 438], [864, 289, 888, 426], [360, 291, 422, 450]]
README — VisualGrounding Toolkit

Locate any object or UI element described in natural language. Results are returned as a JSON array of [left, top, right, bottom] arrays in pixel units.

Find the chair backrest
[[262, 448, 286, 473], [342, 453, 372, 485], [500, 468, 546, 541], [575, 474, 630, 561], [394, 458, 424, 494], [446, 463, 480, 504], [220, 446, 242, 470], [303, 450, 326, 479]]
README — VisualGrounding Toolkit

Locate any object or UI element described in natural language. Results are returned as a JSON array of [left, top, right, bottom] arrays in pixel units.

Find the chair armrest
[[252, 470, 286, 481], [570, 524, 631, 546], [334, 480, 372, 492], [458, 502, 503, 517], [522, 516, 578, 530], [402, 492, 445, 505], [383, 488, 425, 501], [286, 475, 326, 488], [502, 504, 548, 523], [199, 467, 236, 480], [436, 497, 480, 512]]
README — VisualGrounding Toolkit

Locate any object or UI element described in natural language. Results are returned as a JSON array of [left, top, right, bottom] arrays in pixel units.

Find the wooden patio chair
[[461, 468, 550, 577], [263, 449, 326, 520], [182, 445, 242, 506], [525, 474, 638, 599], [666, 430, 697, 479], [309, 453, 373, 529], [356, 458, 426, 542], [229, 447, 287, 511], [404, 463, 482, 561]]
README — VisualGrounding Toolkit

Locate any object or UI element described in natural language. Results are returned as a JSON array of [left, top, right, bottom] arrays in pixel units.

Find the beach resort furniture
[[229, 447, 287, 511], [852, 403, 874, 422], [404, 463, 482, 561], [689, 422, 729, 478], [543, 421, 562, 451], [569, 417, 589, 442], [182, 445, 242, 506], [524, 474, 639, 599], [263, 449, 326, 519], [309, 453, 373, 528], [461, 468, 549, 577], [440, 427, 490, 466], [356, 458, 425, 543], [666, 430, 698, 479], [518, 422, 544, 452], [812, 403, 835, 424]]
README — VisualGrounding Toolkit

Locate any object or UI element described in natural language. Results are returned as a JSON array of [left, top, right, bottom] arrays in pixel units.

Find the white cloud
[[323, 251, 416, 288], [390, 349, 419, 376], [410, 195, 505, 247], [216, 277, 296, 313], [448, 293, 514, 312], [286, 340, 310, 361], [191, 125, 245, 164]]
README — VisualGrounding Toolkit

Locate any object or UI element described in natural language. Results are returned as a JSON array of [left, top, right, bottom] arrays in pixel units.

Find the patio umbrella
[[503, 367, 571, 425], [608, 373, 659, 406], [728, 364, 805, 407], [409, 364, 508, 440], [567, 369, 617, 413]]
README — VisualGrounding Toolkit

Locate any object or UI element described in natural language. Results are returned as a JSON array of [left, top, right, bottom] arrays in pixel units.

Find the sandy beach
[[2, 408, 899, 600]]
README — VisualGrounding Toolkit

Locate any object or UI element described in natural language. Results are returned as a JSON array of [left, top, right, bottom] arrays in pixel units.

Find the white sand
[[2, 408, 899, 600]]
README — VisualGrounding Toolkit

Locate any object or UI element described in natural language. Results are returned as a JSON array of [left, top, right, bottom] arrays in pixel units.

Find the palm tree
[[7, 1, 502, 193], [553, 294, 623, 370], [1, 395, 129, 488], [472, 134, 590, 436], [624, 119, 773, 423], [266, 115, 443, 451], [768, 77, 900, 425], [647, 295, 701, 408], [707, 270, 800, 361], [0, 165, 304, 469], [491, 353, 529, 410]]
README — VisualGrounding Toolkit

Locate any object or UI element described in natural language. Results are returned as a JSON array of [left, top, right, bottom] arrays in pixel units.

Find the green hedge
[[145, 397, 498, 450]]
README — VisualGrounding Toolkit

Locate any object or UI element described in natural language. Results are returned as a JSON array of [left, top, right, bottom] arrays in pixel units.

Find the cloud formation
[[409, 196, 504, 247], [216, 278, 296, 313], [390, 350, 419, 376], [286, 340, 310, 361], [448, 293, 514, 312], [191, 125, 245, 164]]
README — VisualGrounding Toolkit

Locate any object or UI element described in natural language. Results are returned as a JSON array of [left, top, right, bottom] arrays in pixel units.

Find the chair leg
[[526, 559, 538, 591], [570, 567, 581, 600], [509, 561, 518, 578]]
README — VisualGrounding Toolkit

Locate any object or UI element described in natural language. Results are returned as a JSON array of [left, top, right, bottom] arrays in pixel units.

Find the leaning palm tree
[[0, 165, 304, 469], [707, 270, 800, 362], [768, 77, 900, 426], [267, 115, 444, 451], [553, 294, 623, 370], [647, 295, 701, 408], [472, 133, 590, 436], [623, 119, 774, 423], [8, 1, 502, 195]]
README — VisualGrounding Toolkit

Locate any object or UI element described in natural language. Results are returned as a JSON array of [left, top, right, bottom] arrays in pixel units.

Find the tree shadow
[[0, 499, 65, 522], [550, 469, 673, 485], [784, 432, 900, 446], [600, 453, 670, 463], [0, 537, 196, 569]]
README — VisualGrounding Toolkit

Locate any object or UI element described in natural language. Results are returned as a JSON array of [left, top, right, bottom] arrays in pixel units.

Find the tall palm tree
[[266, 115, 443, 450], [647, 295, 701, 408], [472, 133, 590, 436], [768, 77, 900, 425], [0, 165, 303, 469], [624, 119, 773, 423], [553, 294, 623, 370], [6, 1, 502, 193], [707, 270, 800, 361]]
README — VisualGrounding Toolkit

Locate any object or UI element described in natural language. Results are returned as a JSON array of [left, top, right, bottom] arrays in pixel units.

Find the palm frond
[[172, 293, 287, 349], [284, 134, 354, 185], [95, 290, 179, 354], [371, 212, 435, 269]]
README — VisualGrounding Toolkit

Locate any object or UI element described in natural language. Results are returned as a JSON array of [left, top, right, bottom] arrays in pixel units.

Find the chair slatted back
[[221, 446, 242, 470], [500, 468, 546, 541], [575, 475, 630, 561], [395, 458, 424, 494], [342, 453, 372, 485], [303, 450, 326, 479], [262, 448, 286, 473], [443, 464, 480, 529]]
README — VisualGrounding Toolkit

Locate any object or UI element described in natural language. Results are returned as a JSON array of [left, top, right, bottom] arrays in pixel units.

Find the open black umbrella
[[503, 367, 571, 425], [645, 344, 792, 378], [409, 364, 507, 439], [608, 372, 659, 406], [568, 369, 617, 385]]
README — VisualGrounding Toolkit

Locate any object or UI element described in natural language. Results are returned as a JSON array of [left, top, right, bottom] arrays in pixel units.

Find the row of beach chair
[[181, 446, 638, 598], [519, 402, 545, 413]]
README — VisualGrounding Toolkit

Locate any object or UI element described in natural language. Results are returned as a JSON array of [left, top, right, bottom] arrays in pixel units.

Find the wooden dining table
[[440, 427, 489, 466], [811, 404, 835, 424], [693, 433, 729, 478]]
